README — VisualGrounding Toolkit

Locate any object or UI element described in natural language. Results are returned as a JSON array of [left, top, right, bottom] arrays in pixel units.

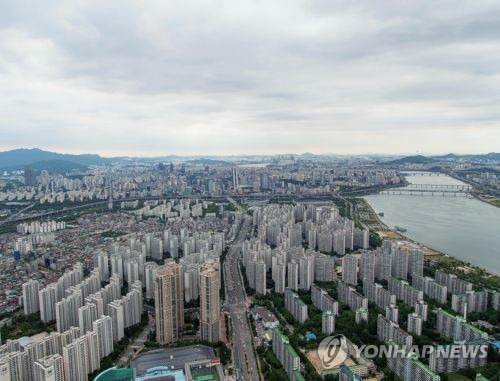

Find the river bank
[[445, 172, 500, 209], [355, 196, 500, 289]]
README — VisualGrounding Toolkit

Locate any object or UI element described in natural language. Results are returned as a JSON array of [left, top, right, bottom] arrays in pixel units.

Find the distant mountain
[[28, 159, 88, 173], [433, 153, 459, 160], [462, 152, 500, 162], [185, 158, 232, 165], [386, 155, 437, 165], [0, 148, 110, 171], [432, 152, 500, 163]]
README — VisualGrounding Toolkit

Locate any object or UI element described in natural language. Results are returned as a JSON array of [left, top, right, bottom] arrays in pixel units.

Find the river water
[[364, 172, 500, 275]]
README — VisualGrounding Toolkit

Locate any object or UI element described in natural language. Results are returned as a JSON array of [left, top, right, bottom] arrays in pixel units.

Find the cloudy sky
[[1, 1, 499, 156]]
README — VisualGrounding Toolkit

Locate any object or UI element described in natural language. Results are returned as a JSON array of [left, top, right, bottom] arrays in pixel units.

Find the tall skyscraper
[[22, 279, 40, 315], [24, 166, 37, 187], [199, 261, 220, 343], [232, 167, 239, 190], [155, 262, 184, 344]]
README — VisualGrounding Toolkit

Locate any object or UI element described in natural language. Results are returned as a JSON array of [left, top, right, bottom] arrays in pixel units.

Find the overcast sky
[[1, 1, 499, 156]]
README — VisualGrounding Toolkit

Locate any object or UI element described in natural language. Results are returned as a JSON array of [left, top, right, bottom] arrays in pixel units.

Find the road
[[3, 192, 347, 224], [117, 317, 155, 367], [223, 208, 260, 381]]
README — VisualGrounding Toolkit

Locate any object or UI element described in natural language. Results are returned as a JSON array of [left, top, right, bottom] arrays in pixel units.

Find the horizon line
[[1, 146, 498, 159]]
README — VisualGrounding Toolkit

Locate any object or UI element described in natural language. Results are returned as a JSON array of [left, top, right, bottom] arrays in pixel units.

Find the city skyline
[[2, 1, 500, 156]]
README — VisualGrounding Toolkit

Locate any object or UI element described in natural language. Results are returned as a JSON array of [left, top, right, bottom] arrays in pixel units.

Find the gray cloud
[[0, 0, 500, 156]]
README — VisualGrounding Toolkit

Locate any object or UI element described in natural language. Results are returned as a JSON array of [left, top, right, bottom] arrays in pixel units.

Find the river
[[364, 172, 500, 275]]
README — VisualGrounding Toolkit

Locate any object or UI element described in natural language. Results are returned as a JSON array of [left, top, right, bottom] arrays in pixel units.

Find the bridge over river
[[380, 184, 472, 196]]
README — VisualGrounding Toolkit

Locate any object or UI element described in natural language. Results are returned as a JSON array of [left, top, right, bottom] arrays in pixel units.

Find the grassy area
[[89, 312, 149, 378], [0, 223, 17, 234], [202, 202, 219, 216], [256, 345, 290, 381], [443, 373, 471, 381], [488, 198, 500, 207], [0, 313, 55, 340], [427, 259, 500, 290], [350, 197, 387, 231], [101, 229, 127, 238], [445, 363, 500, 381]]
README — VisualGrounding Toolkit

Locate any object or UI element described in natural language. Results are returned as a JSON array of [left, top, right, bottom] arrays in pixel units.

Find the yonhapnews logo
[[317, 334, 348, 369]]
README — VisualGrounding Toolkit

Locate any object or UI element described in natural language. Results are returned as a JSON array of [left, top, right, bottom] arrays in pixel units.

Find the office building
[[232, 167, 239, 190], [24, 166, 37, 187]]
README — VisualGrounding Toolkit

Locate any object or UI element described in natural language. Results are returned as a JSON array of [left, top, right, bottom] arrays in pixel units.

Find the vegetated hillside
[[386, 155, 437, 165], [0, 148, 109, 170]]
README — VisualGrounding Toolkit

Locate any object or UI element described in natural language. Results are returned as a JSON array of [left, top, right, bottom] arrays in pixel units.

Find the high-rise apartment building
[[342, 254, 358, 286], [155, 262, 184, 344], [287, 260, 299, 291], [93, 315, 114, 359], [199, 261, 220, 343], [22, 279, 40, 316], [33, 354, 64, 381]]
